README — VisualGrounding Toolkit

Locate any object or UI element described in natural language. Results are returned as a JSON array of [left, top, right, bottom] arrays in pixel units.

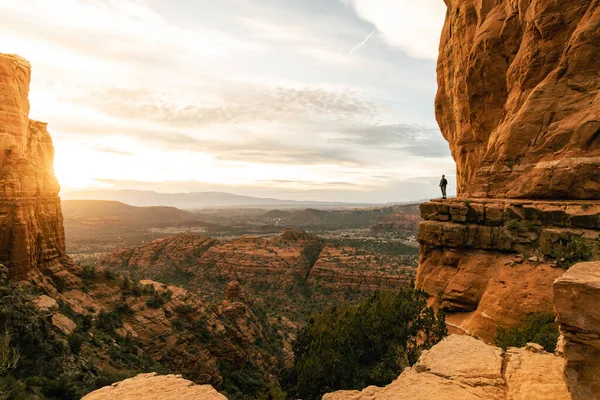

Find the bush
[[175, 304, 195, 315], [283, 287, 447, 400], [0, 330, 19, 374], [96, 309, 123, 333], [115, 303, 134, 316], [81, 266, 98, 285], [146, 294, 166, 309], [552, 236, 592, 269], [495, 312, 559, 352], [67, 333, 85, 355]]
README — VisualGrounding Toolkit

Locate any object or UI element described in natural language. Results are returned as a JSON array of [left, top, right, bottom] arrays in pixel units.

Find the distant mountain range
[[62, 200, 198, 224], [61, 190, 393, 209]]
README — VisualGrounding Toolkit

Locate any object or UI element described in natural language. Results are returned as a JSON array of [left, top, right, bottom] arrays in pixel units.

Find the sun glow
[[2, 0, 452, 202]]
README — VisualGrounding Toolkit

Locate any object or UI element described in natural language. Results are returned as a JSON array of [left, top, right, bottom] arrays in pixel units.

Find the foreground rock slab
[[554, 262, 600, 399], [323, 335, 570, 400], [82, 373, 227, 400]]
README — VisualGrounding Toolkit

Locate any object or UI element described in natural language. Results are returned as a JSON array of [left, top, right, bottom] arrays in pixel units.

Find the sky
[[0, 0, 453, 203]]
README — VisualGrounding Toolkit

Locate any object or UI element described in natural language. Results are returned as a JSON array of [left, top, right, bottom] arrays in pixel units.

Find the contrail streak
[[349, 28, 377, 54]]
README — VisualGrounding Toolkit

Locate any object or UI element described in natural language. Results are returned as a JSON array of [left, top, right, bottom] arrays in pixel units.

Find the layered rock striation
[[0, 53, 67, 281], [416, 198, 599, 340], [436, 0, 600, 199]]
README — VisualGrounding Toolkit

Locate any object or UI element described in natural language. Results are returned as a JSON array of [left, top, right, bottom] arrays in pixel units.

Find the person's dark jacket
[[440, 178, 448, 187]]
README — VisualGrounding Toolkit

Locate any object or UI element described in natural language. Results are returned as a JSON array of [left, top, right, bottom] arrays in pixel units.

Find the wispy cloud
[[349, 28, 377, 54], [342, 0, 446, 59]]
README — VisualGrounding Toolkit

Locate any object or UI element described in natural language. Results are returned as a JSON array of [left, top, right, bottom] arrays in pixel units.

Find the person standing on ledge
[[440, 175, 448, 199]]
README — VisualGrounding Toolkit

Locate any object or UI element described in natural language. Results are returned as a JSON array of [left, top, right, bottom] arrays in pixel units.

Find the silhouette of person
[[440, 175, 448, 199]]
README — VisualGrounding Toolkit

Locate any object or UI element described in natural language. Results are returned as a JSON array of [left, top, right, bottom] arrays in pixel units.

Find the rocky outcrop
[[554, 262, 600, 399], [55, 276, 284, 390], [100, 231, 416, 309], [82, 373, 227, 400], [416, 198, 600, 340], [436, 0, 600, 199], [323, 335, 570, 400], [0, 53, 68, 281]]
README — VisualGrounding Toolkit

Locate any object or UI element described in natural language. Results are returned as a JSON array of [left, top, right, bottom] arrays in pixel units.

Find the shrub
[[67, 333, 85, 355], [146, 294, 166, 309], [495, 312, 559, 352], [81, 266, 98, 285], [115, 303, 134, 316], [96, 309, 123, 333], [102, 269, 117, 281], [175, 304, 195, 315], [552, 236, 592, 269], [0, 330, 19, 374]]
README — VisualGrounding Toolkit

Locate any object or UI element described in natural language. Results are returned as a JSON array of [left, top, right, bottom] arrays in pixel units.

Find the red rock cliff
[[436, 0, 600, 199], [417, 1, 600, 342], [0, 53, 67, 280]]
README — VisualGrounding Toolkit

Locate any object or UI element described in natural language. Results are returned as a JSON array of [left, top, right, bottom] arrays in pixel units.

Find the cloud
[[91, 146, 135, 156], [72, 84, 379, 128], [342, 0, 446, 59], [337, 123, 450, 157], [349, 28, 377, 54]]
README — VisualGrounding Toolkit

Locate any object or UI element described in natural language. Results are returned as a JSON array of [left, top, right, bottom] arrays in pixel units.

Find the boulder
[[323, 335, 570, 400], [51, 313, 76, 335], [34, 295, 58, 312], [82, 373, 227, 400]]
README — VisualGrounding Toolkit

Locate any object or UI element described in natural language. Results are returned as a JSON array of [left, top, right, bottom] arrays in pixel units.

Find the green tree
[[495, 312, 559, 352], [284, 286, 447, 400]]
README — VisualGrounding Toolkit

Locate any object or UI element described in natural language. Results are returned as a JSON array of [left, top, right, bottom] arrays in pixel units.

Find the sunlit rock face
[[436, 0, 600, 199], [323, 335, 570, 400], [0, 53, 67, 280]]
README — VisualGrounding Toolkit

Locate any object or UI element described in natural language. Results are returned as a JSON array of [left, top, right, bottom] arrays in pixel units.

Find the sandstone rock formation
[[99, 231, 416, 311], [416, 198, 600, 340], [323, 335, 570, 400], [554, 261, 600, 399], [82, 373, 227, 400], [0, 53, 68, 281], [419, 0, 600, 343], [436, 0, 600, 199]]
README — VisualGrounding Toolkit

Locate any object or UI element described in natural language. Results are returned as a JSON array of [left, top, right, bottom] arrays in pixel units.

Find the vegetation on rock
[[0, 283, 162, 400], [495, 312, 559, 352], [551, 236, 592, 269]]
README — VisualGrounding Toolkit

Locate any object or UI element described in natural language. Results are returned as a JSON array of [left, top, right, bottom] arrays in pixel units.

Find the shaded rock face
[[436, 0, 600, 199], [0, 53, 66, 280], [323, 334, 570, 400], [554, 262, 600, 399]]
